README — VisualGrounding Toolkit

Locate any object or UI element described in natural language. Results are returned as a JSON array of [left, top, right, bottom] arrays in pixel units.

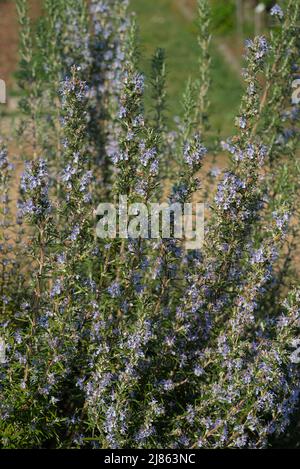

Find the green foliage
[[210, 0, 236, 35], [0, 0, 299, 450]]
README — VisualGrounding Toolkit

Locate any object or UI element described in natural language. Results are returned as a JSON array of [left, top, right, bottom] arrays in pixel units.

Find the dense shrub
[[0, 0, 299, 448]]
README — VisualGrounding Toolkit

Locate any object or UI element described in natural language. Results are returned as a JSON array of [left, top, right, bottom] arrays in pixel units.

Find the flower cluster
[[183, 134, 207, 168], [20, 159, 51, 221], [271, 5, 284, 20]]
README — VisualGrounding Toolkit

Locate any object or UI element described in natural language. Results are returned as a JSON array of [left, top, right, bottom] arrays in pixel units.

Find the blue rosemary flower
[[270, 5, 284, 20], [107, 281, 122, 298]]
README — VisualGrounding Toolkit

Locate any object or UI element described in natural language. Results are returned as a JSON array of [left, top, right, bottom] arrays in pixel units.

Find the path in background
[[0, 0, 41, 88], [0, 0, 42, 121], [0, 0, 41, 208], [174, 0, 194, 21], [0, 0, 20, 89]]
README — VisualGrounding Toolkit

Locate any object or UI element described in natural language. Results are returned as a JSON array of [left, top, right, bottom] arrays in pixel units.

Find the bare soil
[[0, 0, 42, 88]]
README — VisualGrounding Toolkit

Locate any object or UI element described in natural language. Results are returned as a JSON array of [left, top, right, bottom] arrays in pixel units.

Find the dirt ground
[[0, 0, 41, 88]]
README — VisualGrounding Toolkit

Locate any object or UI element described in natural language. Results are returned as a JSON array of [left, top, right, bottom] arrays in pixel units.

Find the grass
[[131, 0, 244, 136], [0, 0, 244, 136]]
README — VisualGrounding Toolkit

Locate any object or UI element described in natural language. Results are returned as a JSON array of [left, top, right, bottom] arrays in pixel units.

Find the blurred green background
[[132, 0, 242, 132], [130, 0, 246, 135], [130, 0, 278, 135], [0, 0, 277, 136]]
